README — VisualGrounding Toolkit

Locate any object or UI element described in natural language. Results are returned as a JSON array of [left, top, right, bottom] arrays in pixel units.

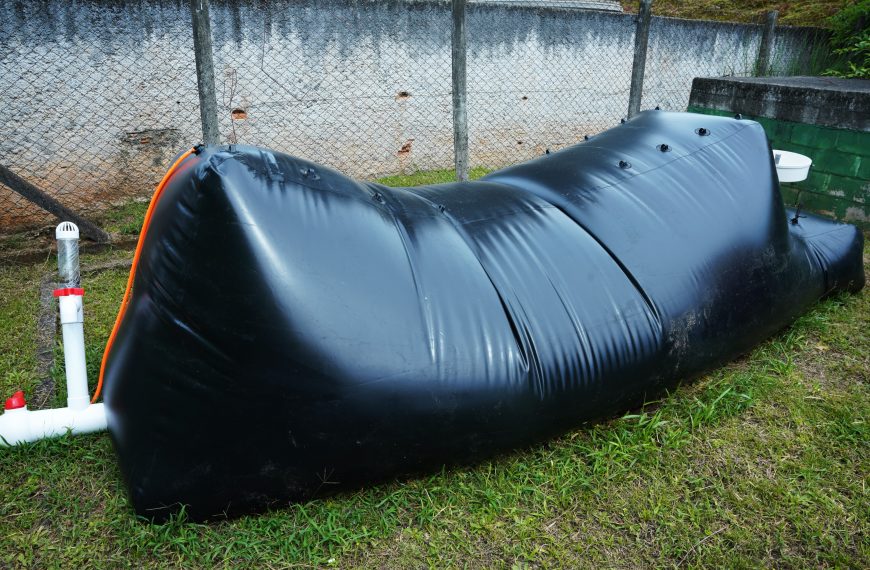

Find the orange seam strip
[[92, 149, 196, 403]]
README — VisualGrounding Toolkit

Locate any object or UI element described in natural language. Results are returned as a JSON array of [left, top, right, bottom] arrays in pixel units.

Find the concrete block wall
[[688, 76, 869, 228]]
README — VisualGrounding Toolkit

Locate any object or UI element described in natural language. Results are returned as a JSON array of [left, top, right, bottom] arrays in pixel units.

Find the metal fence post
[[190, 0, 221, 145], [756, 10, 778, 76], [627, 0, 652, 119], [451, 0, 469, 182], [0, 165, 109, 242]]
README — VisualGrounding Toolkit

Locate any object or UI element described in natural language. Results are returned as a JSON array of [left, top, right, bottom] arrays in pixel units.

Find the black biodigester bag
[[104, 111, 864, 521]]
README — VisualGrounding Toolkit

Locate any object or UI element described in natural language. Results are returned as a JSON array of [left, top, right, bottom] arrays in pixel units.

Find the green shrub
[[823, 0, 870, 78]]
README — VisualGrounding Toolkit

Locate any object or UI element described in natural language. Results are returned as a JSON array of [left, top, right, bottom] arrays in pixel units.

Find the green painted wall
[[687, 106, 869, 228]]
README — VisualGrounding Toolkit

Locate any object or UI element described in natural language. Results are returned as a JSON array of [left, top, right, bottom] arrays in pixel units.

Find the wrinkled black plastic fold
[[105, 111, 864, 521]]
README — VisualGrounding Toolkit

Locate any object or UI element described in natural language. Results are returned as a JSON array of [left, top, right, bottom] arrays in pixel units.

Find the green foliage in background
[[823, 0, 870, 78], [621, 0, 848, 26]]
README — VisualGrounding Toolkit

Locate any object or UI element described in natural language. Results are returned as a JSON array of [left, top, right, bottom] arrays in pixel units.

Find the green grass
[[98, 201, 150, 236], [0, 230, 867, 567], [376, 166, 491, 187]]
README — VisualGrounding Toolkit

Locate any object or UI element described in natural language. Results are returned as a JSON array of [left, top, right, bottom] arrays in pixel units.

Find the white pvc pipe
[[58, 294, 90, 411], [0, 221, 109, 447], [0, 403, 106, 446]]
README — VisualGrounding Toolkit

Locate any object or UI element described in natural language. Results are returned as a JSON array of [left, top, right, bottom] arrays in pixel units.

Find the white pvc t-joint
[[0, 221, 107, 447]]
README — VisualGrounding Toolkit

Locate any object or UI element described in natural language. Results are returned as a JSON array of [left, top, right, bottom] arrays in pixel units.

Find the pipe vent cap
[[55, 221, 79, 240]]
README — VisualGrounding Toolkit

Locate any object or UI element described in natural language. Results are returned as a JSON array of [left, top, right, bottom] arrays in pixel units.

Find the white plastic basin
[[773, 149, 812, 183]]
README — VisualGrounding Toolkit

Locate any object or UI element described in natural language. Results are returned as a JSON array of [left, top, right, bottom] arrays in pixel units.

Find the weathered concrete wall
[[688, 76, 869, 228], [689, 76, 870, 130], [479, 0, 621, 9], [0, 0, 823, 231]]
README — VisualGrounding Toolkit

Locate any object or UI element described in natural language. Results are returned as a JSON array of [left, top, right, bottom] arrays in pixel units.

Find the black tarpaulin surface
[[104, 111, 865, 521]]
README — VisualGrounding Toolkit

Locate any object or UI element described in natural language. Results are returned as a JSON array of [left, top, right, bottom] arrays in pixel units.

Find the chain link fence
[[210, 1, 456, 179], [0, 0, 830, 251], [0, 1, 202, 239]]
